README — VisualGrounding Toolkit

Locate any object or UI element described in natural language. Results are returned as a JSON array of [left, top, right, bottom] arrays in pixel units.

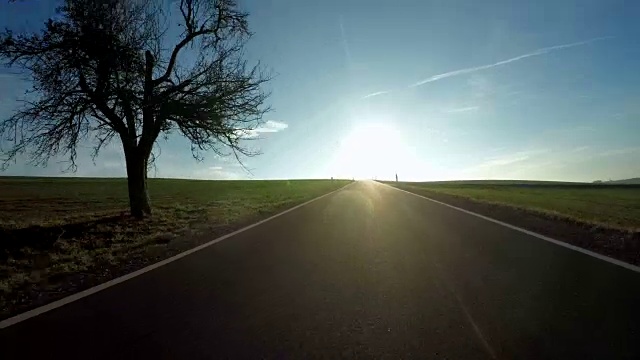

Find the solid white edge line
[[0, 181, 356, 329], [378, 182, 640, 274]]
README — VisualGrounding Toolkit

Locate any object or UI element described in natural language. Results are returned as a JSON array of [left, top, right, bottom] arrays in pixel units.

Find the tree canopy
[[0, 0, 271, 217]]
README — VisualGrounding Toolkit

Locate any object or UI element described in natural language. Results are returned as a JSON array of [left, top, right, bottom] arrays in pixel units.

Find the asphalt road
[[2, 181, 640, 359]]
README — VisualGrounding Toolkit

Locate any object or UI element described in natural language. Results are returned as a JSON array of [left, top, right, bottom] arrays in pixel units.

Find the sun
[[329, 122, 414, 180]]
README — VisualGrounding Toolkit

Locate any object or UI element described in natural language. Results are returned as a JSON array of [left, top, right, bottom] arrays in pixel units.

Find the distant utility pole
[[395, 173, 398, 182]]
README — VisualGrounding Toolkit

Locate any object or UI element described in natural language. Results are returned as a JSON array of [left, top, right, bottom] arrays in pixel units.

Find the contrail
[[339, 15, 352, 67], [362, 90, 389, 99], [411, 36, 612, 87], [444, 106, 479, 113]]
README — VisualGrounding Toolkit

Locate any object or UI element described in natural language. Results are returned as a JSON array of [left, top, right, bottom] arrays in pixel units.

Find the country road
[[2, 181, 639, 359]]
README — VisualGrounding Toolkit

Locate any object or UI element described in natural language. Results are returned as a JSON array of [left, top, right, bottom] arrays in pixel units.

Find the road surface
[[2, 181, 640, 359]]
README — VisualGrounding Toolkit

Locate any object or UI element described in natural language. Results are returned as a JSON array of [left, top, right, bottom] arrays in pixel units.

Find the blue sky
[[1, 0, 639, 181]]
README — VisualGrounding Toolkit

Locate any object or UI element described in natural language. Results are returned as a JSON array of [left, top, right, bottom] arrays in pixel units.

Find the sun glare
[[329, 123, 417, 180]]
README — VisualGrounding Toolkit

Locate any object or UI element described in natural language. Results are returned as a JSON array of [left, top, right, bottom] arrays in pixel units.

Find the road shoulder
[[383, 182, 640, 268]]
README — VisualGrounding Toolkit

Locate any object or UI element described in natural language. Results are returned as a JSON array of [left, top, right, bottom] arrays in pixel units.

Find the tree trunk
[[124, 148, 152, 218]]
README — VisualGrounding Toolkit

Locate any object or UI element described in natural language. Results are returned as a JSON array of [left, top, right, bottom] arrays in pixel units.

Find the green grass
[[387, 181, 640, 231], [0, 177, 350, 298], [0, 177, 350, 227]]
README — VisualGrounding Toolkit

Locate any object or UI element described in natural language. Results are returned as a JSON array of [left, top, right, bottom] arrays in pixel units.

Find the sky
[[1, 0, 639, 182]]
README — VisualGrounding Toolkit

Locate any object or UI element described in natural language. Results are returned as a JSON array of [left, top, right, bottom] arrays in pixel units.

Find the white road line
[[0, 182, 355, 329], [379, 182, 640, 274]]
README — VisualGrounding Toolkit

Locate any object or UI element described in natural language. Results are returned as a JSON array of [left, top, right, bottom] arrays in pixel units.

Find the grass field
[[387, 181, 640, 231], [0, 177, 350, 300]]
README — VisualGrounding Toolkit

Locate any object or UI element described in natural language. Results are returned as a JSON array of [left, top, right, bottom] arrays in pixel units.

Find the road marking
[[0, 182, 355, 329], [380, 182, 640, 274]]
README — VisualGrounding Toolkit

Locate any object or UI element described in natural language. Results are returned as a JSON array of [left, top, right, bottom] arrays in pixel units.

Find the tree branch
[[153, 29, 209, 86]]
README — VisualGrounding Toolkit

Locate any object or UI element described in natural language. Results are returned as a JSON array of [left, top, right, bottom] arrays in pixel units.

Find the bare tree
[[0, 0, 271, 217]]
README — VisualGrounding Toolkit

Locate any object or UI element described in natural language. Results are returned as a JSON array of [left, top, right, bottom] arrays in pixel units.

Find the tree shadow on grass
[[0, 214, 139, 261]]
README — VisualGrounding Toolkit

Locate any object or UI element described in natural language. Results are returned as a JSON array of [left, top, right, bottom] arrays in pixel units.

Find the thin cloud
[[362, 91, 389, 99], [236, 120, 289, 139], [481, 154, 531, 167], [444, 106, 479, 113], [472, 149, 549, 169], [411, 36, 612, 87], [570, 146, 590, 153], [254, 120, 288, 133], [193, 167, 243, 180], [597, 147, 640, 157]]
